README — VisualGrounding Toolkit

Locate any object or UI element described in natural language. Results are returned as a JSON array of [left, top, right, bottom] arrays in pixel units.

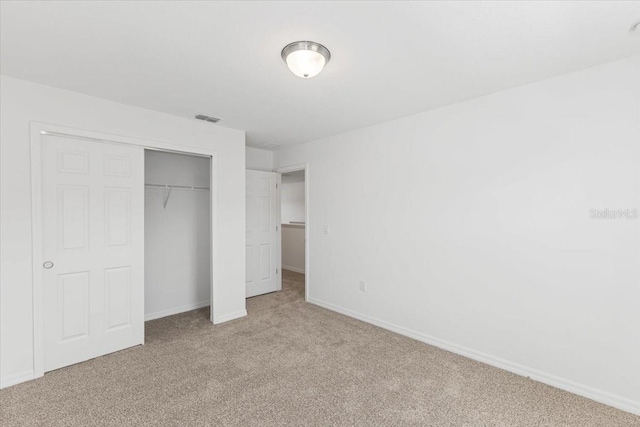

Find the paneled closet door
[[246, 170, 281, 297], [41, 134, 144, 372]]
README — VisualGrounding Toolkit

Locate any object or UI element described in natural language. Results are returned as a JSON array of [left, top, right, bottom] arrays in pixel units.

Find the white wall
[[146, 150, 211, 188], [274, 56, 640, 414], [246, 146, 273, 171], [281, 171, 305, 224], [145, 151, 211, 320], [0, 76, 246, 388], [282, 225, 305, 274]]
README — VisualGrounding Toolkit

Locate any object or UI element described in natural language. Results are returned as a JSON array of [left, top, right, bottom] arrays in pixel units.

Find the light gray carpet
[[1, 270, 638, 426]]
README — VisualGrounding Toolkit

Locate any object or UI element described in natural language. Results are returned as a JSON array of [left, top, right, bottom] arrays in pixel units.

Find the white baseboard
[[214, 309, 247, 324], [308, 297, 640, 416], [282, 265, 305, 274], [1, 370, 35, 389], [145, 300, 210, 321]]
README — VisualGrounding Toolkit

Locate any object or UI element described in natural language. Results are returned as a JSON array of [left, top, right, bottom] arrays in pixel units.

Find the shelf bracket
[[163, 186, 172, 209]]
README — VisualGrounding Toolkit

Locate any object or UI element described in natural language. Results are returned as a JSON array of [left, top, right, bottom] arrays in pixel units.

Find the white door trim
[[274, 163, 309, 302], [30, 121, 221, 379]]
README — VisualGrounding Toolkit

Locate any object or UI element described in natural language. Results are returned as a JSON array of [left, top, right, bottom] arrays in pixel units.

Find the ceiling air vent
[[195, 114, 221, 123]]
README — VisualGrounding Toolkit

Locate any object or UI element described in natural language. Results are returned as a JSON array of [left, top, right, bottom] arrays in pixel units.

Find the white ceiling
[[1, 1, 639, 149]]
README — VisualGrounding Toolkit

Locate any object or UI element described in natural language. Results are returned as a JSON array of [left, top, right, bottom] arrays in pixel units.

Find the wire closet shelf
[[145, 183, 210, 208]]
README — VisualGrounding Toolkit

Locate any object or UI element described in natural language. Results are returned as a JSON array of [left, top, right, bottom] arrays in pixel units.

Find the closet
[[144, 150, 211, 320]]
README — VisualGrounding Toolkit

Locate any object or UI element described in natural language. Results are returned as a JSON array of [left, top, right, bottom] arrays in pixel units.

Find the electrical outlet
[[359, 280, 366, 292], [324, 225, 330, 234]]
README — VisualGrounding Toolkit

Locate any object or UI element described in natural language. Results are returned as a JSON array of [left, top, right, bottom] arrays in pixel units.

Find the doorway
[[275, 164, 309, 301], [280, 169, 305, 272]]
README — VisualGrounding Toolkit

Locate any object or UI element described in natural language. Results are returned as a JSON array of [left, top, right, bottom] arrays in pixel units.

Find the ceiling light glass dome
[[281, 41, 331, 79]]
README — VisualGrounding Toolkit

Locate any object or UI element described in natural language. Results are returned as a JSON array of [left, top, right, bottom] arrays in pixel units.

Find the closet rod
[[145, 183, 210, 191]]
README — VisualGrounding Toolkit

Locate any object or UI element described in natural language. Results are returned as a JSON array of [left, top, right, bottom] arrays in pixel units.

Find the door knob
[[43, 261, 54, 269]]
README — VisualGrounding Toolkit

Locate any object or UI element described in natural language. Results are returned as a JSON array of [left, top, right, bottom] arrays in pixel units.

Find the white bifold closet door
[[246, 170, 280, 297], [41, 135, 144, 372]]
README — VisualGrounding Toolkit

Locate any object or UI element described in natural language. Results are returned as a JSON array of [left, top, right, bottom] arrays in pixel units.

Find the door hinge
[[276, 268, 279, 274], [276, 183, 278, 189], [276, 225, 278, 231]]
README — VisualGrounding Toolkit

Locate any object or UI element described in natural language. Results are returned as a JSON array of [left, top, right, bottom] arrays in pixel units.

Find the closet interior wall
[[144, 150, 211, 320]]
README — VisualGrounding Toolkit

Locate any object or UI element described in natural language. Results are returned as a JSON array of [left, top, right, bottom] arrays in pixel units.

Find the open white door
[[246, 170, 280, 297], [41, 134, 144, 372]]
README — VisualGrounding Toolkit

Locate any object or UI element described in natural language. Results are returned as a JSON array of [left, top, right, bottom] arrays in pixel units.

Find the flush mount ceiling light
[[281, 41, 331, 79]]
